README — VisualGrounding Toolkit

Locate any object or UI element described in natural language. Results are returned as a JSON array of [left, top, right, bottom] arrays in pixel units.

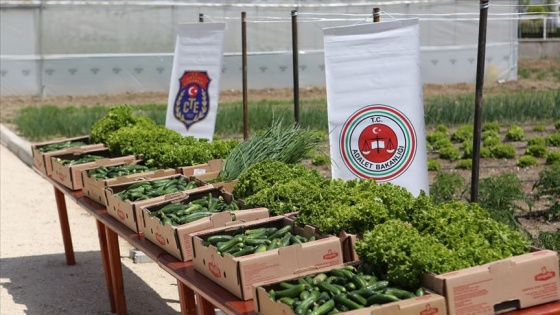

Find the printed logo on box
[[420, 304, 439, 315], [534, 267, 556, 281], [339, 105, 417, 181], [323, 249, 339, 260], [173, 71, 210, 131], [58, 172, 65, 181], [208, 255, 221, 278], [117, 208, 125, 220], [156, 233, 166, 246]]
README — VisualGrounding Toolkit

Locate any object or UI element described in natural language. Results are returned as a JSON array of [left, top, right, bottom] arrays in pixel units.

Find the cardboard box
[[82, 163, 176, 206], [177, 159, 236, 193], [284, 213, 359, 264], [423, 249, 560, 315], [177, 159, 224, 176], [254, 266, 447, 315], [51, 149, 135, 190], [105, 174, 214, 233], [191, 216, 344, 300], [141, 188, 269, 261], [31, 135, 105, 175]]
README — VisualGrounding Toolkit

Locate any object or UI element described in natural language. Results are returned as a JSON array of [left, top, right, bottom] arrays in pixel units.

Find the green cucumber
[[274, 283, 306, 299], [216, 236, 244, 253], [310, 299, 335, 315], [207, 234, 233, 244], [366, 293, 400, 306], [384, 288, 417, 300], [295, 290, 321, 315], [334, 293, 362, 310]]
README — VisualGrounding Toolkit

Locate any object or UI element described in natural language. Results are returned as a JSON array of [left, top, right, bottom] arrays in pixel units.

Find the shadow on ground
[[0, 251, 179, 315]]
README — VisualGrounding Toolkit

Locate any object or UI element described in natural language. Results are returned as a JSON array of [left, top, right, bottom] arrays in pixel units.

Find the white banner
[[166, 22, 226, 140], [324, 19, 429, 196]]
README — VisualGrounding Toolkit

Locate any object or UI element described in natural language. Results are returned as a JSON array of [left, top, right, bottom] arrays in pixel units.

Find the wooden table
[[39, 171, 560, 315]]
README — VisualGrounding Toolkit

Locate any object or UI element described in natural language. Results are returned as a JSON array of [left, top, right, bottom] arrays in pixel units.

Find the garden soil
[[0, 58, 559, 314]]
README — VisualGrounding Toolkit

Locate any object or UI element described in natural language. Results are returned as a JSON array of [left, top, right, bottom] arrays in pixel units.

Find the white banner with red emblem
[[323, 19, 429, 196], [165, 22, 226, 140]]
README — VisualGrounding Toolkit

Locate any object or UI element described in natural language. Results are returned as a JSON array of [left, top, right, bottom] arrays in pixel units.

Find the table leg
[[177, 280, 197, 315], [53, 186, 75, 265], [96, 220, 116, 313], [105, 226, 127, 315], [196, 294, 216, 315]]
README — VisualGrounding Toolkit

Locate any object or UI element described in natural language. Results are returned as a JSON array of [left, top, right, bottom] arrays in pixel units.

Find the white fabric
[[165, 23, 226, 140], [324, 18, 429, 196]]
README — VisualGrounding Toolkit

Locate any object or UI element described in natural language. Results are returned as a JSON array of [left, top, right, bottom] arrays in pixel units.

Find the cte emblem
[[174, 71, 210, 130], [339, 105, 417, 181]]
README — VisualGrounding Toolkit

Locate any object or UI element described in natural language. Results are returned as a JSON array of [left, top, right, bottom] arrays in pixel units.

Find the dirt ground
[[0, 57, 558, 236]]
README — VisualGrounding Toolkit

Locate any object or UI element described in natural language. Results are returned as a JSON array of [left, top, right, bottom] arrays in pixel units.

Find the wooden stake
[[471, 0, 490, 203], [242, 12, 249, 140], [291, 10, 300, 126]]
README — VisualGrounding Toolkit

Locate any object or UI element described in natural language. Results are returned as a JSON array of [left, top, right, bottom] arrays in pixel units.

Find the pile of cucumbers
[[38, 141, 88, 152], [149, 193, 240, 226], [87, 164, 157, 179], [204, 225, 316, 257], [55, 154, 105, 166], [114, 176, 197, 202], [267, 265, 424, 315]]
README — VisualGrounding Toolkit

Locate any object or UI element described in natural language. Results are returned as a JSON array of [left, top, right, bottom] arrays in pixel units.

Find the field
[[1, 57, 559, 241]]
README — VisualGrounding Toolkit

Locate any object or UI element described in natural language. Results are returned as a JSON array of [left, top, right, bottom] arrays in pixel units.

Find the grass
[[13, 90, 560, 141]]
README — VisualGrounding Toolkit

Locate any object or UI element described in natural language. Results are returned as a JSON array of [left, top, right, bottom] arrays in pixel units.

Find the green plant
[[482, 122, 500, 133], [450, 125, 473, 143], [462, 142, 492, 159], [433, 138, 454, 151], [532, 230, 560, 251], [483, 136, 501, 148], [536, 70, 547, 80], [427, 158, 441, 171], [90, 105, 156, 144], [525, 144, 548, 158], [356, 219, 468, 290], [311, 154, 330, 166], [430, 172, 466, 203], [546, 151, 560, 165], [533, 163, 560, 221], [411, 201, 530, 267], [426, 131, 447, 144], [491, 144, 517, 159], [481, 129, 500, 141], [220, 120, 323, 181], [546, 132, 560, 147], [517, 155, 539, 168], [436, 124, 449, 134], [505, 125, 525, 141], [424, 90, 560, 126], [455, 159, 472, 170], [527, 137, 547, 146], [518, 68, 531, 79], [438, 146, 461, 161], [533, 125, 547, 132], [555, 120, 560, 130], [477, 173, 532, 230]]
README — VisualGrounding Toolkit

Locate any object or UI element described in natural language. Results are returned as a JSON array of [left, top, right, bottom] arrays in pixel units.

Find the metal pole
[[543, 17, 547, 40], [39, 0, 45, 97], [291, 10, 300, 126], [199, 13, 204, 22], [471, 0, 489, 203], [373, 7, 381, 23], [242, 12, 249, 140]]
